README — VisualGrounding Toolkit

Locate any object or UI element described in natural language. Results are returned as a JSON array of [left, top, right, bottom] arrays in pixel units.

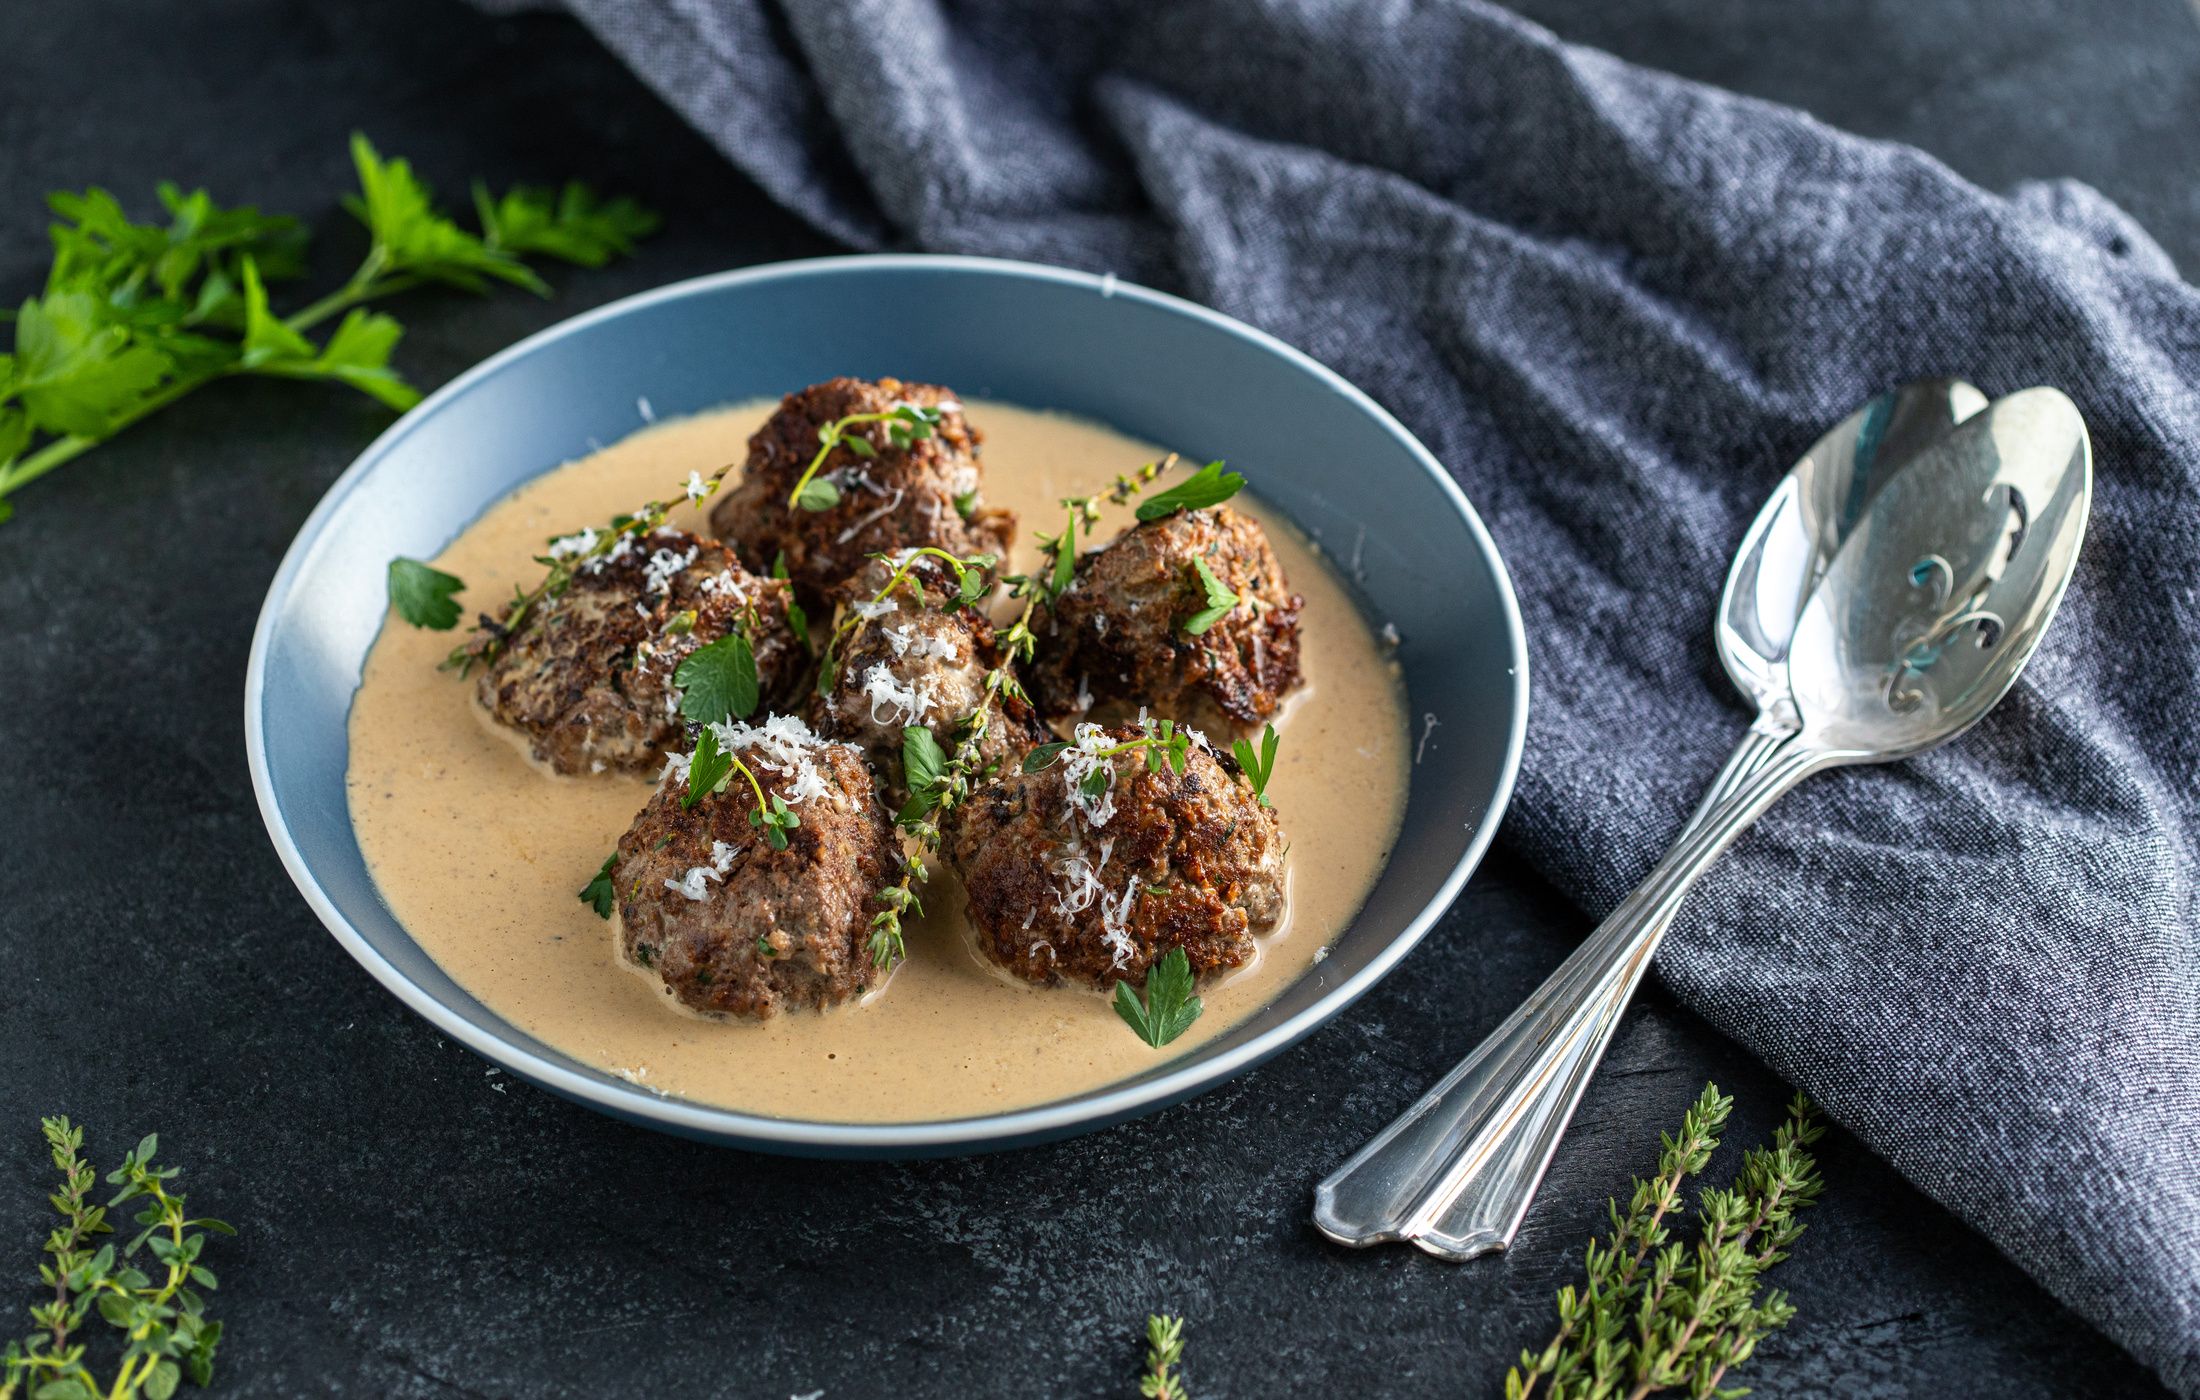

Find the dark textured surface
[[0, 1, 2184, 1395]]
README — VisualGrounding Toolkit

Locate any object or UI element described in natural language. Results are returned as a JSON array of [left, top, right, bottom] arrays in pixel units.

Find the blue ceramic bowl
[[246, 255, 1528, 1157]]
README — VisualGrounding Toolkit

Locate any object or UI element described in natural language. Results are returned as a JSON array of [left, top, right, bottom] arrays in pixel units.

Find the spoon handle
[[1312, 738, 1824, 1259]]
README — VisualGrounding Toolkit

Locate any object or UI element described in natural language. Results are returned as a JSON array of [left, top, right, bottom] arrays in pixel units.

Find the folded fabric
[[478, 0, 2200, 1387]]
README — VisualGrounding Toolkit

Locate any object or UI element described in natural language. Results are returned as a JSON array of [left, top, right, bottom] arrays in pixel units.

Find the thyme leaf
[[1139, 1313, 1191, 1399]]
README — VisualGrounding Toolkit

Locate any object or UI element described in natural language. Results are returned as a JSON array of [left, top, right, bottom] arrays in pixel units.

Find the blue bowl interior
[[249, 256, 1527, 1155]]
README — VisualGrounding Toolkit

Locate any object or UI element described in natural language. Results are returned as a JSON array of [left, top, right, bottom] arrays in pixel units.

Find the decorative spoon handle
[[1312, 738, 1823, 1258]]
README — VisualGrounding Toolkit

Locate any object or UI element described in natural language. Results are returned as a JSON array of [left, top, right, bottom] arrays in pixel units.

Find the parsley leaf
[[1180, 556, 1240, 636], [901, 726, 947, 811], [472, 182, 660, 267], [387, 556, 465, 629], [578, 853, 617, 918], [1231, 723, 1281, 807], [1113, 947, 1204, 1047], [684, 726, 733, 810], [1134, 460, 1244, 522], [674, 632, 760, 723], [344, 134, 542, 294], [0, 138, 652, 526]]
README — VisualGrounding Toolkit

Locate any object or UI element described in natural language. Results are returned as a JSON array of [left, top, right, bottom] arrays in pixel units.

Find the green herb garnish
[[681, 726, 797, 851], [1506, 1086, 1824, 1400], [898, 726, 947, 820], [1180, 557, 1239, 636], [783, 401, 948, 513], [674, 632, 760, 724], [1140, 1313, 1191, 1399], [0, 134, 654, 526], [682, 726, 735, 811], [1134, 459, 1243, 522], [1114, 947, 1203, 1048], [1230, 724, 1280, 807], [0, 1119, 233, 1400], [385, 557, 465, 629], [578, 854, 617, 919]]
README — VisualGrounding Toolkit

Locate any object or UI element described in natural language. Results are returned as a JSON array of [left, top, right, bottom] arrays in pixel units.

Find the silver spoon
[[1315, 385, 2087, 1260], [1312, 380, 1985, 1256]]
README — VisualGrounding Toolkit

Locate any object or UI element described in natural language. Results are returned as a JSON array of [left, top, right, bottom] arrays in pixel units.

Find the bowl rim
[[244, 252, 1530, 1153]]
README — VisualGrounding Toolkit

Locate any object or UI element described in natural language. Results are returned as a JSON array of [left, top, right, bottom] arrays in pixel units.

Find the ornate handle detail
[[1312, 737, 1826, 1259]]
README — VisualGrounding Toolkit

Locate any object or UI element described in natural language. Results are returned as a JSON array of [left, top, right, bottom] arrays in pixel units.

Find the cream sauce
[[347, 402, 1410, 1122]]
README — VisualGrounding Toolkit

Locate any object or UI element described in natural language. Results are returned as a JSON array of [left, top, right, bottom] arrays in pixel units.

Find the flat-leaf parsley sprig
[[0, 133, 656, 526], [1, 1119, 233, 1400], [682, 724, 800, 850], [1505, 1086, 1825, 1400], [1115, 948, 1203, 1048], [783, 401, 950, 513]]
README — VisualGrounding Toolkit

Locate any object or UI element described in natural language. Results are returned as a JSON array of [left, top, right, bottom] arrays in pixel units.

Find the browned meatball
[[613, 716, 897, 1018], [711, 377, 1014, 602], [809, 555, 1047, 798], [474, 528, 804, 775], [943, 723, 1286, 988], [1029, 505, 1304, 738]]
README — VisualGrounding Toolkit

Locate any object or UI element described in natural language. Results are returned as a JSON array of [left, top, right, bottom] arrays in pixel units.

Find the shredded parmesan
[[859, 663, 934, 727], [548, 527, 599, 559], [643, 543, 699, 595], [697, 568, 748, 602], [881, 624, 958, 662], [850, 597, 897, 621], [1098, 877, 1140, 968], [683, 470, 707, 502], [836, 487, 905, 544]]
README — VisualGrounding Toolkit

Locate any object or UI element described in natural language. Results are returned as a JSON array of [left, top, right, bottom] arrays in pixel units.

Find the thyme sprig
[[0, 134, 654, 526], [1139, 1313, 1191, 1400], [1506, 1086, 1824, 1400], [1, 1120, 232, 1400], [784, 401, 948, 513]]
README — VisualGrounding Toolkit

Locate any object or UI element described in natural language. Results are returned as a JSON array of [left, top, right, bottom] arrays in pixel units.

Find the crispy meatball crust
[[1029, 505, 1304, 738], [474, 528, 804, 775], [614, 725, 896, 1018], [710, 377, 1014, 602], [809, 557, 1047, 798], [943, 725, 1286, 988]]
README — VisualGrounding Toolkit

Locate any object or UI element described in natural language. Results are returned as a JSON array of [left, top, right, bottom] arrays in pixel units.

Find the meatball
[[809, 555, 1048, 798], [474, 527, 804, 775], [1029, 505, 1304, 738], [943, 723, 1286, 988], [711, 377, 1014, 602], [613, 715, 898, 1018]]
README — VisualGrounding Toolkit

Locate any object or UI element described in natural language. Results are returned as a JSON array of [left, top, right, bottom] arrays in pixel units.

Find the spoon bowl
[[1789, 386, 2092, 759], [1718, 379, 1989, 714]]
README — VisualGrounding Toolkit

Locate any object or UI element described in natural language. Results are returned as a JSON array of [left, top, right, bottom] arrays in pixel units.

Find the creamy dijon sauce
[[347, 402, 1410, 1123]]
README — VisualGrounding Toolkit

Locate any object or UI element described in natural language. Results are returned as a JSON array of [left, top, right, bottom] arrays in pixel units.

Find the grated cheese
[[548, 527, 600, 559], [836, 488, 906, 544], [859, 663, 934, 727]]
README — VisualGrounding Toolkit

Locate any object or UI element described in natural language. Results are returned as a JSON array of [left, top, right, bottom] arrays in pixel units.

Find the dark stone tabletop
[[3, 1, 2193, 1395]]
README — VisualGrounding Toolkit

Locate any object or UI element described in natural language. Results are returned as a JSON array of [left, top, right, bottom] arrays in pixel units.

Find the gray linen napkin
[[478, 0, 2200, 1387]]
